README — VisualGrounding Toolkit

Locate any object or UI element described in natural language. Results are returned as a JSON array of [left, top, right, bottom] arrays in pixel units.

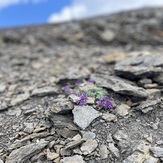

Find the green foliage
[[69, 86, 107, 99], [84, 88, 107, 99]]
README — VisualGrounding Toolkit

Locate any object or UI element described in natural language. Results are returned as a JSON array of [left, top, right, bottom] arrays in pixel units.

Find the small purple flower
[[87, 79, 94, 84], [72, 91, 77, 96], [76, 92, 87, 106], [63, 86, 69, 93], [75, 81, 82, 87], [98, 96, 112, 109]]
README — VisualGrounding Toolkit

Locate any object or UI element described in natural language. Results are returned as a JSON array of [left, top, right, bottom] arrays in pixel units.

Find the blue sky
[[0, 0, 72, 28], [0, 0, 163, 28]]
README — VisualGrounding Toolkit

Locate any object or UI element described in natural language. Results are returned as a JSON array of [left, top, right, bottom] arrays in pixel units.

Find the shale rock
[[6, 141, 48, 163], [91, 73, 148, 98], [73, 106, 101, 130], [60, 155, 85, 163]]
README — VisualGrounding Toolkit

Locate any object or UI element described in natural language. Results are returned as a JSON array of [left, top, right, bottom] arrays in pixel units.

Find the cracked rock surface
[[0, 7, 163, 163]]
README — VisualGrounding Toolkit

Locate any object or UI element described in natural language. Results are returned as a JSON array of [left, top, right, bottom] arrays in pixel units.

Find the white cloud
[[48, 4, 86, 23], [48, 0, 163, 23], [0, 0, 46, 10]]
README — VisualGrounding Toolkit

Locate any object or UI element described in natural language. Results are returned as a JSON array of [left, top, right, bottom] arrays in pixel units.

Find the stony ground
[[0, 7, 163, 163]]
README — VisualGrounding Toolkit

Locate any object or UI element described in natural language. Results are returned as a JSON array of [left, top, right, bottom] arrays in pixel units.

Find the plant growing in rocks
[[63, 79, 113, 109]]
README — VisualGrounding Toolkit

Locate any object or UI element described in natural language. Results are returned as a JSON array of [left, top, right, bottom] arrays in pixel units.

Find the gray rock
[[6, 141, 48, 163], [91, 73, 148, 98], [123, 151, 146, 163], [156, 140, 163, 145], [80, 139, 98, 155], [102, 113, 117, 122], [0, 159, 4, 163], [73, 106, 101, 130], [10, 93, 30, 106], [107, 134, 113, 143], [72, 134, 82, 141], [116, 104, 130, 116], [49, 114, 78, 131], [8, 132, 51, 150], [144, 83, 159, 89], [143, 156, 159, 163], [0, 84, 6, 93], [115, 54, 163, 80], [24, 122, 34, 134], [60, 155, 85, 163], [137, 99, 161, 113], [133, 141, 151, 154], [49, 97, 73, 114], [32, 86, 58, 96], [0, 100, 8, 111], [113, 130, 128, 142], [61, 139, 85, 156], [123, 141, 157, 163], [138, 78, 152, 86], [69, 94, 80, 103], [108, 143, 120, 158], [6, 107, 21, 117], [115, 65, 162, 80], [150, 146, 163, 157], [30, 152, 45, 162], [64, 139, 85, 151], [146, 89, 161, 99], [23, 108, 36, 115], [82, 131, 96, 140], [99, 144, 109, 159], [153, 74, 163, 85], [56, 127, 78, 138], [46, 149, 59, 161]]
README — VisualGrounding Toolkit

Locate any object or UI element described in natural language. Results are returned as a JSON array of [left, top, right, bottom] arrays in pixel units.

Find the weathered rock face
[[6, 141, 48, 163], [136, 99, 161, 113], [0, 7, 163, 163], [150, 146, 163, 158], [49, 97, 74, 114], [73, 106, 101, 130], [114, 54, 163, 80], [91, 73, 148, 98], [60, 155, 85, 163]]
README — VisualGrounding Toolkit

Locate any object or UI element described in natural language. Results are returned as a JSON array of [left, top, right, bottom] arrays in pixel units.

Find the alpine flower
[[87, 79, 94, 84], [76, 92, 87, 106], [75, 81, 82, 86], [63, 86, 69, 93], [97, 96, 112, 109]]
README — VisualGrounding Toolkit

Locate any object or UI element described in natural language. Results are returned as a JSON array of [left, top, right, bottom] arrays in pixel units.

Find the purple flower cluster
[[97, 96, 113, 109], [76, 92, 87, 106], [75, 81, 82, 86], [87, 79, 94, 84], [63, 86, 69, 93], [63, 80, 113, 110]]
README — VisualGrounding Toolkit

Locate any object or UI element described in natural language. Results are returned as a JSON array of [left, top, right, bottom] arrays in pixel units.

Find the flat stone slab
[[137, 99, 161, 113], [150, 146, 163, 157], [32, 86, 58, 96], [49, 96, 73, 114], [91, 73, 148, 98], [60, 155, 85, 163], [6, 141, 48, 163], [115, 54, 163, 80], [80, 139, 98, 155], [73, 106, 101, 130]]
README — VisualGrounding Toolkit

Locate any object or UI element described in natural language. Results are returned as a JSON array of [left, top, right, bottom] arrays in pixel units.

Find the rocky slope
[[0, 7, 163, 163]]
